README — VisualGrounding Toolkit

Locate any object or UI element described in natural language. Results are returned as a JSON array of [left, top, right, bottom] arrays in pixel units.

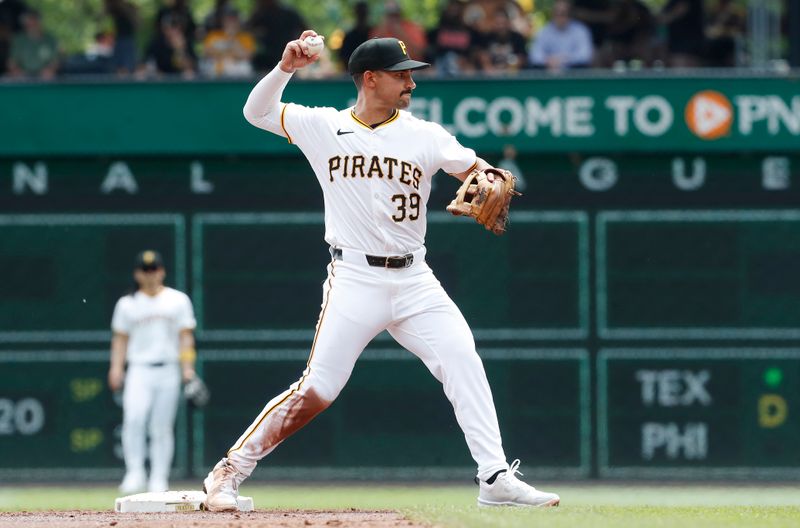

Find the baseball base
[[114, 490, 254, 512]]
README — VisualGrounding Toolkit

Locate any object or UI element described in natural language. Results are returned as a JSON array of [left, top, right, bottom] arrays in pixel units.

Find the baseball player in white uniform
[[203, 33, 559, 509], [109, 250, 197, 494]]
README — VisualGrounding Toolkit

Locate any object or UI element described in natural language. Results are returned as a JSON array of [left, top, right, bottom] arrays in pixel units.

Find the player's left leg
[[388, 261, 559, 507], [146, 365, 181, 492], [387, 261, 507, 481]]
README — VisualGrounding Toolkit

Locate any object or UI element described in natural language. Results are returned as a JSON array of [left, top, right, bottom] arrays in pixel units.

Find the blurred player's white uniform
[[112, 288, 196, 493]]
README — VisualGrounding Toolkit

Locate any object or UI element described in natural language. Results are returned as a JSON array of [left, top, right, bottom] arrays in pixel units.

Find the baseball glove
[[446, 167, 521, 235], [184, 375, 210, 407]]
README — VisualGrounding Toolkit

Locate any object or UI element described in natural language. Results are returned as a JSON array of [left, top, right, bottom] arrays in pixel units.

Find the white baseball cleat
[[203, 458, 241, 512], [119, 471, 147, 495], [477, 459, 560, 507]]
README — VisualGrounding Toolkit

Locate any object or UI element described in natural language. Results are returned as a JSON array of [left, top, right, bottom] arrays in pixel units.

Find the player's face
[[134, 267, 166, 289], [375, 70, 416, 109]]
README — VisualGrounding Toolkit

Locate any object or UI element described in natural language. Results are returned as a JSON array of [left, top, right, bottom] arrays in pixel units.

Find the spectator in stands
[[658, 0, 706, 67], [475, 8, 527, 73], [104, 0, 138, 75], [370, 0, 427, 62], [0, 27, 8, 77], [61, 30, 115, 75], [596, 0, 655, 67], [7, 9, 59, 80], [156, 0, 197, 51], [0, 0, 26, 32], [571, 0, 612, 50], [529, 0, 593, 71], [463, 0, 530, 38], [247, 0, 305, 72], [0, 0, 27, 74], [704, 0, 745, 67], [463, 0, 493, 34], [203, 0, 233, 35], [427, 0, 479, 75], [143, 13, 197, 78], [201, 7, 255, 78], [339, 1, 372, 70]]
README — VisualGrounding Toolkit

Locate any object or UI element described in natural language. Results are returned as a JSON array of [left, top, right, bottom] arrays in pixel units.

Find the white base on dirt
[[115, 490, 254, 513]]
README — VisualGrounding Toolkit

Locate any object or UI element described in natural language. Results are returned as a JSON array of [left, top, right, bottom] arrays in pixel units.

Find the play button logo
[[685, 90, 733, 140]]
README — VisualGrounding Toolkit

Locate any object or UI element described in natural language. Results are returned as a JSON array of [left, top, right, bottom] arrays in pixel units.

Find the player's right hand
[[108, 366, 124, 392], [279, 30, 322, 73]]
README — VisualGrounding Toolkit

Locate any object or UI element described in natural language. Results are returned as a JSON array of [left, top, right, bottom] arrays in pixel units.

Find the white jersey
[[111, 287, 196, 365], [281, 105, 477, 254]]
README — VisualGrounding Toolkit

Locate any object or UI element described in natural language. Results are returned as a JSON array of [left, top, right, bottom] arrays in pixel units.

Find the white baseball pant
[[122, 363, 181, 486], [226, 248, 508, 481]]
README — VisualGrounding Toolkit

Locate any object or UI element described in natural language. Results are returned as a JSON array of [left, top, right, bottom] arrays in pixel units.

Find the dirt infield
[[0, 510, 424, 527]]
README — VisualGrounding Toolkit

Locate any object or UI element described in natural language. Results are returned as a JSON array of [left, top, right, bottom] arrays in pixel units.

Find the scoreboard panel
[[0, 214, 185, 343], [597, 210, 800, 339], [598, 348, 800, 478], [192, 212, 588, 341], [0, 351, 188, 479]]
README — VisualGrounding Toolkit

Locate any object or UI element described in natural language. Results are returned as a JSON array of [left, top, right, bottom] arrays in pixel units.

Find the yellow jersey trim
[[349, 109, 399, 130], [280, 104, 293, 144]]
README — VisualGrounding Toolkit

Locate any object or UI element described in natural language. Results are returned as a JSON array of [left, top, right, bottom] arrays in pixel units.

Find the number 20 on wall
[[0, 398, 45, 435]]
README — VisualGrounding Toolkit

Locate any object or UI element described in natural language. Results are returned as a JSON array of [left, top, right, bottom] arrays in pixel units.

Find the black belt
[[146, 362, 166, 367], [331, 247, 414, 269]]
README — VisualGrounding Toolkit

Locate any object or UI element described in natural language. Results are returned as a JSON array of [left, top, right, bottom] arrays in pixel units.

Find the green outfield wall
[[1, 74, 800, 155], [0, 75, 799, 481]]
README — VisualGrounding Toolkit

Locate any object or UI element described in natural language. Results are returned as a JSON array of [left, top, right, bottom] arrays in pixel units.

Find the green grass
[[2, 484, 800, 527]]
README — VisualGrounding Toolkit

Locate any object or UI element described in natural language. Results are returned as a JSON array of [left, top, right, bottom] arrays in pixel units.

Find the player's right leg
[[119, 366, 154, 494], [146, 365, 181, 492], [203, 258, 390, 511]]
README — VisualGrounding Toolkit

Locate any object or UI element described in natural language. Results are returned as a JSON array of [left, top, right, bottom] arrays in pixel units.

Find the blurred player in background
[[108, 250, 197, 494]]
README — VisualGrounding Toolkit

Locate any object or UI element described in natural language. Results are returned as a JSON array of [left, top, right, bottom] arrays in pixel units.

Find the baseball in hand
[[304, 35, 324, 57]]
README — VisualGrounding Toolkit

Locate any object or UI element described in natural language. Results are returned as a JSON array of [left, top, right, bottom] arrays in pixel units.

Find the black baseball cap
[[348, 37, 430, 75], [134, 250, 164, 271]]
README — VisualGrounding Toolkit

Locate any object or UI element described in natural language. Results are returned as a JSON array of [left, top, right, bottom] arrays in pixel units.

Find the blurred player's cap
[[348, 37, 430, 75], [134, 250, 164, 271]]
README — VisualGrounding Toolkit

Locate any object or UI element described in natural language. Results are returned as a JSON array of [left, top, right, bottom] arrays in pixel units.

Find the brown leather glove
[[446, 168, 521, 235]]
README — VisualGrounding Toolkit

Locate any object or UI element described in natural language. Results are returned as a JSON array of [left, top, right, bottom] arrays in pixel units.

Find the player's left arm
[[432, 124, 494, 182], [178, 329, 196, 383], [451, 157, 493, 182], [178, 293, 198, 383]]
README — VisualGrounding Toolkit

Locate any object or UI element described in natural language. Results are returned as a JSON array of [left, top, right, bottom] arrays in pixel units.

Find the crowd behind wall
[[0, 0, 790, 81]]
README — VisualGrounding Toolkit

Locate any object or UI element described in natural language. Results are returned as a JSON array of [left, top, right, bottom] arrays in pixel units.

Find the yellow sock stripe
[[227, 259, 336, 457], [280, 104, 293, 144]]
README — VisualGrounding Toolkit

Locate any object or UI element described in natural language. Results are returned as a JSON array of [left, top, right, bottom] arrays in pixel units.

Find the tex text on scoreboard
[[598, 348, 800, 478]]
